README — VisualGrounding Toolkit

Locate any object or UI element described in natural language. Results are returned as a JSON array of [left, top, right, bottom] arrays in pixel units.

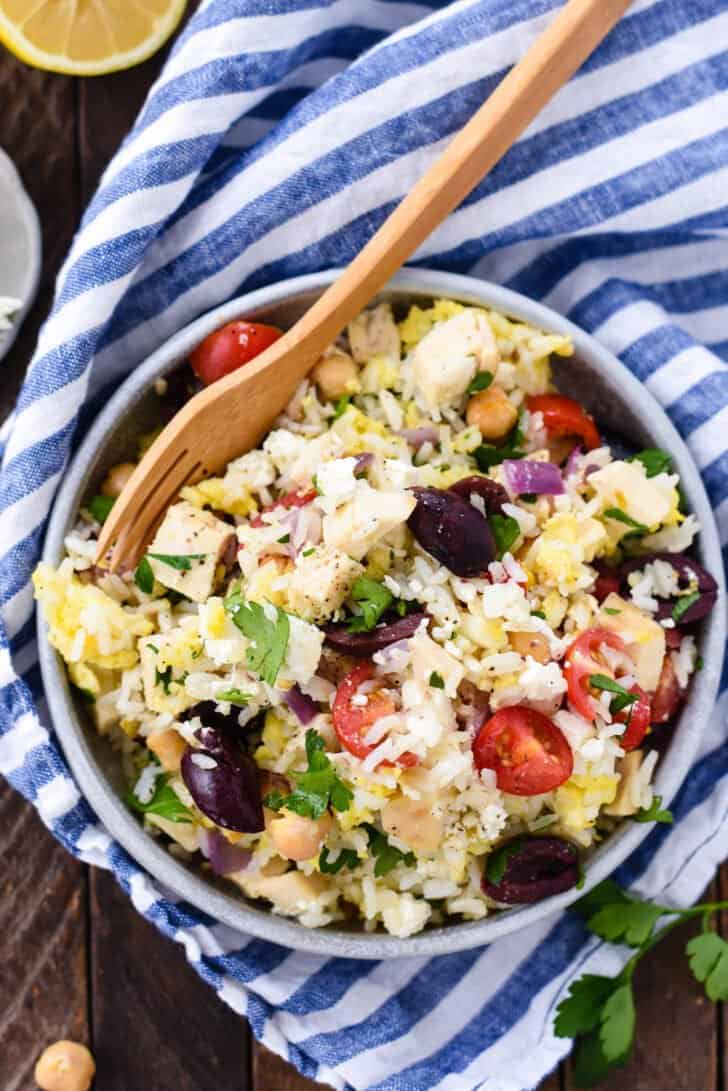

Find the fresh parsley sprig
[[588, 674, 638, 716], [347, 577, 393, 632], [224, 593, 290, 686], [264, 729, 353, 819], [364, 824, 416, 877], [633, 795, 673, 824], [554, 880, 728, 1086], [126, 770, 193, 824]]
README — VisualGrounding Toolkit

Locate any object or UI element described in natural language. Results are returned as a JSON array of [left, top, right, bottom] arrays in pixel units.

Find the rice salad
[[34, 297, 718, 938]]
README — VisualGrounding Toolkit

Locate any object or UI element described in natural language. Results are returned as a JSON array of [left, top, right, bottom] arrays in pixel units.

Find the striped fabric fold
[[2, 1, 728, 1087]]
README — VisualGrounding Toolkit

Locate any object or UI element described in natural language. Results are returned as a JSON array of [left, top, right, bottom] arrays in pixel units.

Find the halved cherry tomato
[[616, 684, 651, 750], [249, 489, 318, 528], [563, 628, 626, 721], [332, 663, 417, 768], [472, 706, 573, 795], [564, 628, 652, 744], [526, 394, 601, 451], [190, 320, 282, 385], [650, 656, 683, 725]]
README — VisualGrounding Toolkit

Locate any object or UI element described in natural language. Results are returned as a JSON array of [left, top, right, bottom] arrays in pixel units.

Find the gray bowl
[[38, 268, 725, 959]]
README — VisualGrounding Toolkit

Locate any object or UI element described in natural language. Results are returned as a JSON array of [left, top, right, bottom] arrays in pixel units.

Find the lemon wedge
[[0, 0, 187, 76]]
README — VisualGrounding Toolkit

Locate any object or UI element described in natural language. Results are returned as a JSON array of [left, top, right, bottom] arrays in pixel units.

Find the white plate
[[0, 147, 42, 362]]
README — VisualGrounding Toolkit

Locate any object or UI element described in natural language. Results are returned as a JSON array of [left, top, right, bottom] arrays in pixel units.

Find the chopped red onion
[[283, 684, 319, 724], [564, 445, 583, 478], [354, 452, 374, 477], [503, 459, 564, 496], [398, 426, 439, 450], [199, 829, 252, 876]]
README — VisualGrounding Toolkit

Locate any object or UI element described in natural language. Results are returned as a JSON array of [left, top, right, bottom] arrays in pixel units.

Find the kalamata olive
[[448, 475, 509, 515], [599, 427, 637, 461], [483, 836, 580, 904], [181, 726, 263, 833], [620, 552, 718, 624], [325, 612, 427, 657], [407, 487, 496, 577], [181, 701, 263, 737], [650, 654, 684, 724]]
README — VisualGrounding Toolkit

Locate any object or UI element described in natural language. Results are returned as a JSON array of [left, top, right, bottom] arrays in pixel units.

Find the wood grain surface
[[0, 16, 725, 1091]]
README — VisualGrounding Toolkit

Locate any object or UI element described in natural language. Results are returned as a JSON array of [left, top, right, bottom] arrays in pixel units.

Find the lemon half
[[0, 0, 187, 76]]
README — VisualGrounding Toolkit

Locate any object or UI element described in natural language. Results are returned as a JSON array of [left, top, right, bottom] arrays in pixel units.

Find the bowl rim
[[0, 148, 42, 363], [38, 267, 726, 959]]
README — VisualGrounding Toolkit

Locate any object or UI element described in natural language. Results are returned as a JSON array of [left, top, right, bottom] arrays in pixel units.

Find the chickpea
[[35, 1041, 95, 1091], [100, 461, 136, 498], [147, 728, 187, 773], [381, 795, 443, 853], [508, 630, 551, 664], [466, 384, 518, 441], [311, 351, 359, 401], [268, 809, 332, 861]]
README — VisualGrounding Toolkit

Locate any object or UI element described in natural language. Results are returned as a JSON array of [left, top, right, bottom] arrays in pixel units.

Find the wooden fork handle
[[216, 0, 632, 395]]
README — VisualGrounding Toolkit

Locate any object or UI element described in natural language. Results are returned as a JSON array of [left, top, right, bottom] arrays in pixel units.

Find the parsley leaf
[[585, 897, 664, 948], [629, 449, 672, 478], [686, 933, 728, 1001], [572, 1027, 624, 1088], [134, 556, 155, 594], [466, 370, 493, 396], [588, 673, 638, 716], [147, 552, 206, 571], [488, 513, 521, 559], [364, 824, 415, 877], [333, 395, 351, 419], [633, 795, 674, 824], [155, 665, 173, 695], [429, 671, 445, 689], [554, 975, 619, 1038], [216, 688, 253, 706], [474, 417, 525, 470], [599, 984, 635, 1062], [672, 591, 700, 622], [485, 838, 524, 884], [347, 577, 393, 632], [87, 494, 115, 524], [603, 508, 648, 537], [126, 773, 193, 824], [224, 594, 290, 686], [319, 847, 359, 874], [263, 729, 352, 819]]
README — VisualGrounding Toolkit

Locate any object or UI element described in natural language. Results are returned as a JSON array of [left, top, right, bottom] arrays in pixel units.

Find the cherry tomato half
[[472, 706, 573, 795], [332, 663, 417, 768], [249, 489, 317, 528], [526, 394, 601, 451], [617, 684, 651, 751], [190, 320, 282, 385], [563, 628, 626, 721]]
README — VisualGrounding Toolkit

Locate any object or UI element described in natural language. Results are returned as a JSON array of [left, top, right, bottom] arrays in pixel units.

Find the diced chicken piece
[[140, 634, 198, 717], [147, 727, 188, 773], [287, 546, 364, 623], [604, 751, 645, 817], [92, 695, 121, 734], [589, 461, 671, 529], [381, 794, 443, 854], [598, 593, 666, 692], [323, 488, 416, 561], [409, 629, 464, 697], [147, 813, 199, 852], [348, 302, 400, 364], [236, 867, 329, 913], [412, 309, 498, 409], [147, 500, 234, 603]]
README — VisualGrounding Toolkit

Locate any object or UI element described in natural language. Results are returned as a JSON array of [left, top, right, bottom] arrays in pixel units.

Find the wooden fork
[[97, 0, 631, 570]]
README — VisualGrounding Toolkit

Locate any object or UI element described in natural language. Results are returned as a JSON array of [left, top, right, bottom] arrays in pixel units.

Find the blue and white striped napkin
[[2, 2, 728, 1087]]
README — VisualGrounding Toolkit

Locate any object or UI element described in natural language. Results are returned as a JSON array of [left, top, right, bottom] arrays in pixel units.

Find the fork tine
[[108, 458, 203, 570], [96, 439, 202, 569]]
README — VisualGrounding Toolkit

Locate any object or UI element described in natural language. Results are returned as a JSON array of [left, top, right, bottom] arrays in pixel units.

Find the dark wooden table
[[0, 24, 725, 1091]]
